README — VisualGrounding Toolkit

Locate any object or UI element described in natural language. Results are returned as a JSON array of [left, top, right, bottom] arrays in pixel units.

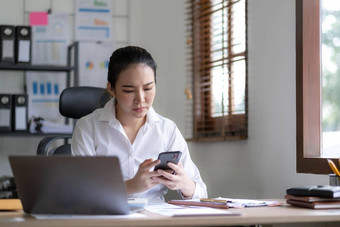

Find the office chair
[[36, 86, 111, 156]]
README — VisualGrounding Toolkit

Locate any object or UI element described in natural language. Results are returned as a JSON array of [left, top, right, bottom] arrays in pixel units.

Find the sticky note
[[29, 12, 48, 26]]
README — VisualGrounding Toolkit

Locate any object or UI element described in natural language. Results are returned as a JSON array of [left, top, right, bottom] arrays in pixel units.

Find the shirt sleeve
[[71, 118, 96, 156], [167, 126, 208, 199]]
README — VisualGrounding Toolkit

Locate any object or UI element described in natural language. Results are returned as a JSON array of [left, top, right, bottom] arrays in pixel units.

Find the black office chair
[[36, 86, 111, 156]]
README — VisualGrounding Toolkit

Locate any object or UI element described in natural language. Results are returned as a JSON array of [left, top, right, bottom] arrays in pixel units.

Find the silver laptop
[[9, 156, 130, 215]]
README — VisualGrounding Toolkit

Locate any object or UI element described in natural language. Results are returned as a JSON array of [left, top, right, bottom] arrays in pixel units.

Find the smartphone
[[154, 151, 182, 171]]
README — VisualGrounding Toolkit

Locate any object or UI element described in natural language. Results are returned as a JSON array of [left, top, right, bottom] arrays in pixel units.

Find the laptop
[[9, 156, 130, 215]]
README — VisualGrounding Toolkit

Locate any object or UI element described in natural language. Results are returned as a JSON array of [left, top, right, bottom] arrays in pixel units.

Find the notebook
[[286, 199, 340, 209], [286, 185, 340, 198], [8, 155, 130, 215]]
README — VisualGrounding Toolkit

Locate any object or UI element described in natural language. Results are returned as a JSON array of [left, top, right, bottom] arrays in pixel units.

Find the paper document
[[169, 198, 282, 209], [128, 198, 148, 213], [146, 203, 239, 217], [26, 72, 66, 122], [31, 13, 70, 65], [215, 197, 282, 208], [75, 0, 112, 41]]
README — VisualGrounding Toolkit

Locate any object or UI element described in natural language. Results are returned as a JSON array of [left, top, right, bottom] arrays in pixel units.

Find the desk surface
[[1, 200, 340, 227]]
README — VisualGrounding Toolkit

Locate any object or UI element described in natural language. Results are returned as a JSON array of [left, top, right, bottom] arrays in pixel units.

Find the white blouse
[[71, 98, 207, 203]]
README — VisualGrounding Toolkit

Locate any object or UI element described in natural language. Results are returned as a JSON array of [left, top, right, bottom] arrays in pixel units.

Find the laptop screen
[[9, 156, 129, 215]]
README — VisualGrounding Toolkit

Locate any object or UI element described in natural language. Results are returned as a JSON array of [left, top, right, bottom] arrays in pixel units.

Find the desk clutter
[[29, 116, 72, 134], [0, 176, 20, 212], [286, 185, 340, 209], [0, 176, 18, 200], [0, 25, 32, 65], [168, 197, 282, 209]]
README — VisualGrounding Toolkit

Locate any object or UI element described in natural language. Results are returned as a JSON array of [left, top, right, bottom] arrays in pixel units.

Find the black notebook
[[286, 185, 340, 198]]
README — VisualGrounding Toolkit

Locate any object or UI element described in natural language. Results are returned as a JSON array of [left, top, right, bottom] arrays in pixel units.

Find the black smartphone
[[154, 151, 182, 171]]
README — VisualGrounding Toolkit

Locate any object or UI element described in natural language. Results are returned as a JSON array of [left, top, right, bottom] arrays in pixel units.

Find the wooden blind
[[185, 0, 248, 141]]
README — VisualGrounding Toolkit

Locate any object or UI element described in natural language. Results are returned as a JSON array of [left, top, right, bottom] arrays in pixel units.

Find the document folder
[[0, 199, 22, 211], [15, 26, 31, 64], [0, 25, 15, 64], [0, 94, 12, 132], [12, 94, 28, 132]]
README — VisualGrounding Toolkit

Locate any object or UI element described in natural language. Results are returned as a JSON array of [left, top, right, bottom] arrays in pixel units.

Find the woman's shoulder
[[75, 107, 104, 128], [77, 98, 114, 124], [151, 109, 187, 148], [150, 108, 174, 123], [151, 109, 178, 131]]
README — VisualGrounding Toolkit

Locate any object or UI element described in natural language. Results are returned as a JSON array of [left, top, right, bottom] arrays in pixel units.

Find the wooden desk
[[1, 200, 340, 227]]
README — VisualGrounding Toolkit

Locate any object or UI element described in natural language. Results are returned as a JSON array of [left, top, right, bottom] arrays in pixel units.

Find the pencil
[[327, 159, 340, 176], [200, 198, 229, 204]]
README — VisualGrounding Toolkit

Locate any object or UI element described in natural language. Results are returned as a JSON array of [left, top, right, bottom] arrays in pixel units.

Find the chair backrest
[[60, 86, 111, 119], [37, 136, 72, 156], [37, 86, 111, 156]]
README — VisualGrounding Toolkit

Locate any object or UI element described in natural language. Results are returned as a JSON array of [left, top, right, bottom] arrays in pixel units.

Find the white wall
[[129, 0, 187, 130], [128, 0, 329, 201], [0, 0, 329, 202]]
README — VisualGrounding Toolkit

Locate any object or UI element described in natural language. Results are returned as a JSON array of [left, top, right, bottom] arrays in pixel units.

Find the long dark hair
[[107, 46, 157, 89]]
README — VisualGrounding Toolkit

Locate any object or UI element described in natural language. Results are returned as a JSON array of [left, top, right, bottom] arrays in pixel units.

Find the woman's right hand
[[125, 158, 161, 195]]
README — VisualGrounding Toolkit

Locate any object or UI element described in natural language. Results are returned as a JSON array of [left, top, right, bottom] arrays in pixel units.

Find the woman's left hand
[[153, 162, 196, 198]]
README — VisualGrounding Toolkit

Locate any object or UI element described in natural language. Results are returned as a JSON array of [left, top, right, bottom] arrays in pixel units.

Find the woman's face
[[108, 63, 156, 120]]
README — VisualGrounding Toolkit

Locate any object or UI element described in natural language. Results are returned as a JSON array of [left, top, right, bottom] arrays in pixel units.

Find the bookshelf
[[0, 42, 79, 136]]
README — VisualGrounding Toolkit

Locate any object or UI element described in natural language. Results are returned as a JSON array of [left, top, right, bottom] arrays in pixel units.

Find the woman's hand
[[125, 158, 161, 195], [153, 162, 196, 198]]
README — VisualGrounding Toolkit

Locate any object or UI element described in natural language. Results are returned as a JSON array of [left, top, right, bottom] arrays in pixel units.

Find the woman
[[71, 46, 207, 203]]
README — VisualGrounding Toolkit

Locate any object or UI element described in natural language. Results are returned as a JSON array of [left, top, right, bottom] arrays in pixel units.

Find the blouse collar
[[98, 98, 160, 127]]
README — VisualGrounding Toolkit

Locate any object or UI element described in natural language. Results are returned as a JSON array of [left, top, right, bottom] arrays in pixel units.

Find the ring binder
[[12, 94, 28, 132], [15, 26, 31, 64], [0, 94, 12, 132], [0, 25, 15, 64]]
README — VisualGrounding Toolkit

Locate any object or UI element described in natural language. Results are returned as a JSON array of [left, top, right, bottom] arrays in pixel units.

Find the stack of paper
[[128, 198, 148, 212]]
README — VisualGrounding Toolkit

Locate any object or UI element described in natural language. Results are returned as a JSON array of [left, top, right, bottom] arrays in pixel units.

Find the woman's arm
[[156, 125, 208, 199], [71, 119, 96, 156]]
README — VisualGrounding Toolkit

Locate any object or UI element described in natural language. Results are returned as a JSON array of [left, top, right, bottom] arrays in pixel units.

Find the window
[[296, 0, 339, 173], [321, 1, 340, 158], [185, 0, 248, 142]]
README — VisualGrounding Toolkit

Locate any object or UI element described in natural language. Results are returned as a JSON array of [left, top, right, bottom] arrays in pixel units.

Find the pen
[[200, 198, 229, 204], [327, 159, 340, 176]]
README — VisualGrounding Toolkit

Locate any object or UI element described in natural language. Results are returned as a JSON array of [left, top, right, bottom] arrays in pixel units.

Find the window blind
[[185, 0, 248, 141]]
